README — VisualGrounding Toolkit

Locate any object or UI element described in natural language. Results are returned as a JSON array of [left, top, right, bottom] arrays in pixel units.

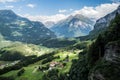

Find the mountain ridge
[[0, 10, 56, 44], [78, 5, 120, 40], [51, 14, 95, 38]]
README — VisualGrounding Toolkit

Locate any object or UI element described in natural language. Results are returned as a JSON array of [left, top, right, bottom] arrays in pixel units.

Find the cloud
[[17, 6, 22, 12], [0, 0, 18, 3], [5, 5, 14, 8], [70, 8, 73, 11], [27, 4, 35, 8], [22, 14, 68, 23], [58, 9, 73, 13], [21, 3, 119, 26], [58, 9, 67, 13], [72, 3, 119, 19]]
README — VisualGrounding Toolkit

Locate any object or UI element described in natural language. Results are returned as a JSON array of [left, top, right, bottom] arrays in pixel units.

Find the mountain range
[[50, 14, 95, 38], [78, 5, 120, 40], [0, 10, 56, 44], [89, 5, 120, 39], [0, 5, 119, 44]]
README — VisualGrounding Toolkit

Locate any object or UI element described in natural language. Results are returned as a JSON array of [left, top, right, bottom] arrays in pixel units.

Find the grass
[[1, 70, 18, 77], [0, 42, 54, 57], [1, 65, 44, 80], [15, 66, 44, 80], [0, 49, 80, 80]]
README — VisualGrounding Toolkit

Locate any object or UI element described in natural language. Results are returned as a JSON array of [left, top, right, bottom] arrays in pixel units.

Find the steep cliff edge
[[89, 41, 120, 80], [79, 5, 120, 40]]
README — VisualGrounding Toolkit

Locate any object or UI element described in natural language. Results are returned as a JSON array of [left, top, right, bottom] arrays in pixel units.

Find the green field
[[0, 49, 80, 80]]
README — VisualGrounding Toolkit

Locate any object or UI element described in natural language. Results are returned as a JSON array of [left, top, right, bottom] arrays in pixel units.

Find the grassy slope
[[1, 49, 80, 80], [0, 42, 54, 57]]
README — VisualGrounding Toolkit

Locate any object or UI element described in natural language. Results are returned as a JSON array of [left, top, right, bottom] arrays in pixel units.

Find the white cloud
[[58, 9, 67, 13], [27, 4, 35, 8], [22, 14, 68, 23], [5, 5, 14, 8], [17, 6, 22, 12], [72, 3, 119, 19], [70, 8, 73, 11], [0, 0, 18, 3], [58, 9, 73, 13], [21, 3, 119, 27]]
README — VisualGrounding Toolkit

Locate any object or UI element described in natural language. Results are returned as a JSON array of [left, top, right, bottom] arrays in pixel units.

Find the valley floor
[[0, 45, 82, 80]]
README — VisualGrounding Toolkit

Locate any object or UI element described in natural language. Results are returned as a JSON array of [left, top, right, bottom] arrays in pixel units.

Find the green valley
[[0, 2, 120, 80]]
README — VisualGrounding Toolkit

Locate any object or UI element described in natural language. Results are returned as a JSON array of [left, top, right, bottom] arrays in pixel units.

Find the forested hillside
[[67, 13, 120, 80]]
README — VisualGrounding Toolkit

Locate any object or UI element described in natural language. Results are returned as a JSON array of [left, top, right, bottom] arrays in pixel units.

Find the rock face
[[0, 10, 56, 44], [104, 41, 120, 63], [51, 14, 94, 38], [90, 70, 105, 80], [87, 5, 120, 39], [93, 6, 120, 31], [89, 41, 120, 80]]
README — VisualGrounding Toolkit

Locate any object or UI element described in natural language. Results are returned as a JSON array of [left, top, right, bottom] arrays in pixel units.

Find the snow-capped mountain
[[44, 21, 56, 28], [0, 10, 56, 44], [51, 14, 95, 38]]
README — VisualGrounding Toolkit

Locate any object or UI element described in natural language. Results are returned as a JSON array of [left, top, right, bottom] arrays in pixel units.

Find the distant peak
[[67, 14, 85, 20], [74, 14, 84, 17], [70, 14, 89, 19], [0, 9, 14, 13], [0, 9, 16, 16]]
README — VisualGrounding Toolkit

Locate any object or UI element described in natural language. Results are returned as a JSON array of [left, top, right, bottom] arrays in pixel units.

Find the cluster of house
[[49, 61, 64, 70], [48, 55, 69, 70], [34, 55, 70, 72]]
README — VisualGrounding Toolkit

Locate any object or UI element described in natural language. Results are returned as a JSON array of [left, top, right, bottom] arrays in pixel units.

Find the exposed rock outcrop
[[89, 41, 120, 80], [104, 41, 120, 63]]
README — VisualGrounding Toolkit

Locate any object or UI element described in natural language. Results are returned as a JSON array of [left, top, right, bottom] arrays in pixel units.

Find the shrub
[[17, 68, 25, 76]]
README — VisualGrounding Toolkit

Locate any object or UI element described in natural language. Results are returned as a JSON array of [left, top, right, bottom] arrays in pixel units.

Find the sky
[[0, 0, 119, 23]]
